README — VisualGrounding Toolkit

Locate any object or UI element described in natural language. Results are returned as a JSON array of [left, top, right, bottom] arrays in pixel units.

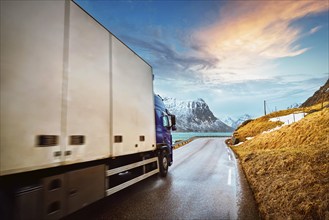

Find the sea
[[172, 132, 233, 143]]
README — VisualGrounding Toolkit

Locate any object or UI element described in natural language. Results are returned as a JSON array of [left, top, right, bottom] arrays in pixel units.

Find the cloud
[[112, 1, 328, 86], [309, 25, 322, 34], [193, 1, 329, 83], [121, 34, 218, 74]]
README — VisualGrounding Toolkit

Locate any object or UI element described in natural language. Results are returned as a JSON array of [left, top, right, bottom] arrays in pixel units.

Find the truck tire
[[159, 150, 168, 177]]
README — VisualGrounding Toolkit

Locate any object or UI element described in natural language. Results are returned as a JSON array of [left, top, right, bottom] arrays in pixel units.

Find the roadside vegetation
[[229, 102, 329, 219], [173, 138, 195, 149]]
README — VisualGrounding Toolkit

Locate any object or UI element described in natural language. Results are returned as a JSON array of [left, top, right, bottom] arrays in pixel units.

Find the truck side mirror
[[171, 115, 176, 126], [172, 125, 177, 131]]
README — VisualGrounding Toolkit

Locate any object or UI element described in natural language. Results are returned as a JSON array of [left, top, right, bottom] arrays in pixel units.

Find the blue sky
[[75, 0, 329, 119]]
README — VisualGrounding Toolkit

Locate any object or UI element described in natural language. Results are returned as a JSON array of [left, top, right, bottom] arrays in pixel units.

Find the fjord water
[[172, 132, 233, 143]]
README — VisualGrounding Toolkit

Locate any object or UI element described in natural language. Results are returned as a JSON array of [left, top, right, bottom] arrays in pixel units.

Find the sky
[[75, 0, 329, 119]]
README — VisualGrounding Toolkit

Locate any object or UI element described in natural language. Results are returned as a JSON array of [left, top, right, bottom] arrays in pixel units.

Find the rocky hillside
[[301, 79, 329, 107], [163, 97, 233, 132]]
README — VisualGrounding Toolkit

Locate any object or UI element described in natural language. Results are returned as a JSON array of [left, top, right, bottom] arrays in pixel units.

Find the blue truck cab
[[154, 95, 176, 176]]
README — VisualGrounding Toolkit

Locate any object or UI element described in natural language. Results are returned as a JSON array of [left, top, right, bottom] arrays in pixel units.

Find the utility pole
[[321, 90, 324, 109], [264, 100, 267, 115]]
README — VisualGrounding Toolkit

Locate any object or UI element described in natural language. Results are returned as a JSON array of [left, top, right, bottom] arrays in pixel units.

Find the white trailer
[[0, 1, 175, 219]]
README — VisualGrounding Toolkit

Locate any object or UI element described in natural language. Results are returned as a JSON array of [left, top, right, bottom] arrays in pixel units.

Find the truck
[[0, 1, 176, 219]]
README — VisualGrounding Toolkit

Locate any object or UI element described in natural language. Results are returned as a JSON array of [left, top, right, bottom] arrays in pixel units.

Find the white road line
[[227, 168, 232, 185]]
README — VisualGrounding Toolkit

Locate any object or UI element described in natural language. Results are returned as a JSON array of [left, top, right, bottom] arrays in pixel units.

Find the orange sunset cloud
[[195, 1, 329, 83]]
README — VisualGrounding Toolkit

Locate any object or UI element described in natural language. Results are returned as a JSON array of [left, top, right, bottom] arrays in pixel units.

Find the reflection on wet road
[[66, 138, 260, 220]]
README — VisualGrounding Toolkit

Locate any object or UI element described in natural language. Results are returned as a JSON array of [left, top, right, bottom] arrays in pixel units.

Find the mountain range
[[223, 114, 253, 129], [163, 97, 234, 132]]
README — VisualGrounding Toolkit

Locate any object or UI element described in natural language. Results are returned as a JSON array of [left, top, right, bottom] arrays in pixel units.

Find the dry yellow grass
[[233, 116, 282, 143], [234, 101, 329, 143], [231, 107, 329, 219]]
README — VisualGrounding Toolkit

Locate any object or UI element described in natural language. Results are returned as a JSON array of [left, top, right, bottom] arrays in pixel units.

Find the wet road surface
[[65, 138, 260, 220]]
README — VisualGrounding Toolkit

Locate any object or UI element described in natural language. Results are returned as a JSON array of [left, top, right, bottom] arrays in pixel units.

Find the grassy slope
[[234, 102, 328, 143], [231, 105, 329, 219]]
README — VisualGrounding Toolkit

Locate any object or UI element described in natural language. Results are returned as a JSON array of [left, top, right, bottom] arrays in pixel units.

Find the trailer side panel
[[111, 36, 156, 157], [0, 1, 65, 175], [65, 1, 110, 164]]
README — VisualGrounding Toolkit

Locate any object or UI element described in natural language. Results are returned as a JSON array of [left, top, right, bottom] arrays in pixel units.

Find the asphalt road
[[66, 138, 260, 220]]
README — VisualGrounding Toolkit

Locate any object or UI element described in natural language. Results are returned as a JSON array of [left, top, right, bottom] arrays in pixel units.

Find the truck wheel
[[159, 150, 168, 177]]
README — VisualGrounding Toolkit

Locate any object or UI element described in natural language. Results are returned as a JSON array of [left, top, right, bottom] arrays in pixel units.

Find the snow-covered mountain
[[163, 97, 233, 132], [223, 114, 253, 129]]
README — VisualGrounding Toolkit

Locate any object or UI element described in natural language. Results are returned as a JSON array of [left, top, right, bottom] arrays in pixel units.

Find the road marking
[[227, 168, 232, 185], [226, 147, 233, 161]]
